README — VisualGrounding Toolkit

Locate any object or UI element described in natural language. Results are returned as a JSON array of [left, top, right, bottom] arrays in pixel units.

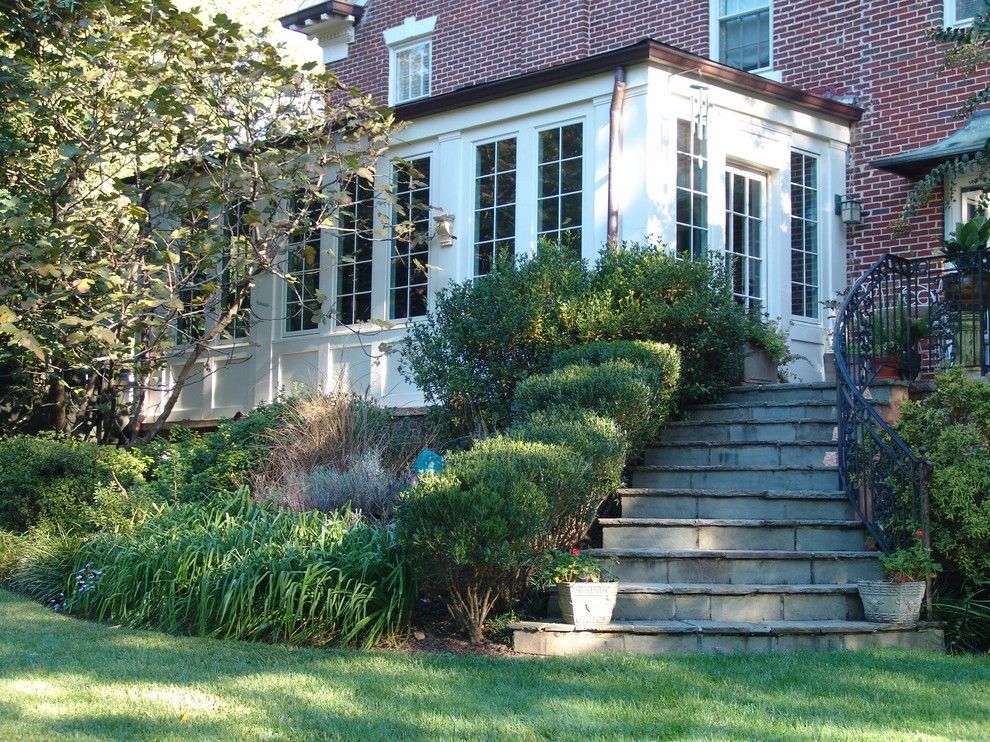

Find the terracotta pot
[[874, 355, 902, 380]]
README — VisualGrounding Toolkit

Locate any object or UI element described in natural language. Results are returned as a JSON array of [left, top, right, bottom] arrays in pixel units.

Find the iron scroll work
[[833, 250, 989, 553]]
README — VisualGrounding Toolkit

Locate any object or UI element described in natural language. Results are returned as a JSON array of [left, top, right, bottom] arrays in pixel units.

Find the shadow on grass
[[1, 590, 988, 740]]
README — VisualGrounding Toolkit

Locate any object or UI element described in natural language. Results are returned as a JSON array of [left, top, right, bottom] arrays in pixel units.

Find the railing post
[[919, 450, 934, 622]]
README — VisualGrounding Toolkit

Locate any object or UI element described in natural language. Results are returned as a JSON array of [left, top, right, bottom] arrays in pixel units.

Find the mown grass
[[0, 589, 988, 741]]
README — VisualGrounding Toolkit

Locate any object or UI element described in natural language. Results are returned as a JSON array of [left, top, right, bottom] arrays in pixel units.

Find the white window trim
[[388, 153, 433, 322], [709, 0, 774, 76], [788, 149, 822, 322], [385, 16, 437, 106], [534, 119, 588, 254], [944, 1, 978, 28]]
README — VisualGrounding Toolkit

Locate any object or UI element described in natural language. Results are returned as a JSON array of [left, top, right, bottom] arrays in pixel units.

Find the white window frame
[[472, 135, 519, 276], [282, 196, 325, 337], [535, 120, 586, 252], [724, 163, 768, 312], [945, 0, 980, 28], [388, 154, 432, 322], [789, 150, 821, 320], [710, 0, 774, 75], [384, 16, 437, 106]]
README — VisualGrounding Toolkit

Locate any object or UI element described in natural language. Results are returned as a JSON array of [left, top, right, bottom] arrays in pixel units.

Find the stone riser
[[601, 523, 866, 552], [597, 555, 883, 584], [621, 492, 855, 520], [644, 444, 837, 468], [513, 626, 945, 656], [546, 590, 864, 622], [686, 404, 835, 424], [720, 386, 837, 404], [661, 421, 837, 444], [632, 468, 840, 490]]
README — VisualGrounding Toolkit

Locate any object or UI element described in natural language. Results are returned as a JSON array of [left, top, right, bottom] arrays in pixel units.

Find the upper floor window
[[475, 137, 517, 276], [714, 0, 772, 73], [946, 0, 982, 27], [384, 16, 437, 105], [537, 123, 583, 252], [675, 120, 708, 261]]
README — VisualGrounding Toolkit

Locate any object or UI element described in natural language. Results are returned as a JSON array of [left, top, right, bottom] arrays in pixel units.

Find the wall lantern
[[434, 214, 455, 247], [835, 195, 864, 226]]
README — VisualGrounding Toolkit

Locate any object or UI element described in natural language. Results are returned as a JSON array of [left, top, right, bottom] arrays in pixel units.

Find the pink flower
[[570, 548, 580, 557], [915, 529, 925, 539]]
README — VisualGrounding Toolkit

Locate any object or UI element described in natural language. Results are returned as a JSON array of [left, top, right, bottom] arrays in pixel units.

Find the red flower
[[570, 548, 580, 556], [915, 529, 925, 539]]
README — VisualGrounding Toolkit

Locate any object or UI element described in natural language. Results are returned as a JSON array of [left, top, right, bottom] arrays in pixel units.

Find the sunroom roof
[[872, 109, 990, 178]]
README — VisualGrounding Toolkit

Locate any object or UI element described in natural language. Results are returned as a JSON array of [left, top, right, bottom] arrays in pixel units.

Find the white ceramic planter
[[857, 580, 925, 624], [557, 581, 618, 627]]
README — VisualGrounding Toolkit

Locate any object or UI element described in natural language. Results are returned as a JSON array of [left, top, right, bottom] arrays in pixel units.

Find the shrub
[[0, 435, 150, 533], [2, 527, 83, 606], [512, 360, 654, 446], [897, 367, 990, 584], [65, 489, 414, 648], [507, 409, 626, 545], [562, 243, 748, 405], [286, 451, 413, 521], [550, 339, 681, 434], [397, 437, 592, 641], [400, 243, 589, 437]]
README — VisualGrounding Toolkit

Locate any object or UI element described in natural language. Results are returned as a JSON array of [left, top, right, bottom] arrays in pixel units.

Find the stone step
[[590, 548, 883, 584], [511, 620, 945, 656], [720, 382, 837, 404], [631, 465, 840, 491], [599, 518, 866, 551], [661, 418, 837, 444], [545, 583, 865, 622], [644, 441, 837, 468], [619, 488, 855, 520], [685, 400, 835, 424]]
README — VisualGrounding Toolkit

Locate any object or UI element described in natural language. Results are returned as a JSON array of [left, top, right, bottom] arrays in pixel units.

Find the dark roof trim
[[279, 2, 363, 32], [394, 39, 863, 123], [872, 109, 990, 178]]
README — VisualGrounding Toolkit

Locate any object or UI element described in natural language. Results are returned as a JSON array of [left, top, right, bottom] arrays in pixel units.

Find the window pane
[[719, 4, 771, 71], [390, 156, 431, 319], [725, 169, 764, 310], [537, 125, 582, 254], [285, 193, 323, 332], [394, 41, 431, 103], [474, 138, 516, 276], [675, 119, 708, 261], [789, 152, 819, 318]]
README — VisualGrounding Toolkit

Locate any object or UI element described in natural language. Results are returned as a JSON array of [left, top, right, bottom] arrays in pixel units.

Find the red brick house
[[146, 1, 990, 421]]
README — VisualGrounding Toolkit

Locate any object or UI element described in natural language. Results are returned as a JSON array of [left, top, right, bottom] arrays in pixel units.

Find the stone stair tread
[[598, 518, 862, 528], [689, 400, 836, 411], [666, 417, 836, 427], [591, 547, 879, 560], [725, 382, 836, 393], [615, 582, 861, 595], [634, 464, 838, 472], [651, 440, 835, 449], [510, 619, 938, 636], [618, 487, 847, 499]]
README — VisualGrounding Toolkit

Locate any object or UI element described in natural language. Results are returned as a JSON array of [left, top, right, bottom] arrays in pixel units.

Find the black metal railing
[[834, 249, 989, 554]]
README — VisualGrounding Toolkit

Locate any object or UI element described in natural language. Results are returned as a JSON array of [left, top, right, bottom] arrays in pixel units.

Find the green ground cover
[[0, 590, 987, 741]]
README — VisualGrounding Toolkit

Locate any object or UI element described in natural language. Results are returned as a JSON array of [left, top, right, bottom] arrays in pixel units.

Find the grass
[[0, 590, 988, 741]]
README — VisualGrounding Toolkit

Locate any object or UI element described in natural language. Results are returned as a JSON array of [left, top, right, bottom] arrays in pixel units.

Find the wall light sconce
[[435, 214, 455, 247], [835, 195, 864, 226]]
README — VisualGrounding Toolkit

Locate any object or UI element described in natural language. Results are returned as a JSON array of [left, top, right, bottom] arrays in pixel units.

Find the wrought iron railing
[[834, 249, 989, 556]]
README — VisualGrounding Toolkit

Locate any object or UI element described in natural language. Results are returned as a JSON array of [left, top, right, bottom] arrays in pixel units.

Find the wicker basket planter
[[857, 580, 926, 624], [557, 582, 618, 627]]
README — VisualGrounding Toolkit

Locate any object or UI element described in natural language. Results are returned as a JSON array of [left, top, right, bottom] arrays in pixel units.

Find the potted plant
[[533, 548, 618, 627], [869, 303, 928, 380], [941, 216, 990, 366], [743, 314, 794, 385], [858, 530, 942, 624]]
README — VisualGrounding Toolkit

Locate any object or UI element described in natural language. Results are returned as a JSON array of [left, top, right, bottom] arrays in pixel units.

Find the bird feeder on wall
[[434, 214, 455, 247]]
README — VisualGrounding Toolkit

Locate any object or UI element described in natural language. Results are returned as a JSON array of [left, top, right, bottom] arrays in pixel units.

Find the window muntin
[[717, 0, 772, 72], [284, 195, 323, 334], [675, 119, 709, 261], [537, 123, 583, 252], [390, 157, 431, 320], [790, 152, 819, 319], [475, 138, 517, 275], [393, 40, 431, 104], [221, 200, 252, 339], [725, 167, 766, 311], [947, 0, 982, 26], [335, 178, 374, 327]]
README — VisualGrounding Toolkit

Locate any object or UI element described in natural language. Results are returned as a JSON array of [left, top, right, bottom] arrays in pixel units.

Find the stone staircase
[[511, 383, 944, 655]]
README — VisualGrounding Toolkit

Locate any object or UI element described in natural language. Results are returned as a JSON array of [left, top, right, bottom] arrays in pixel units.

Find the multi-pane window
[[336, 178, 374, 326], [725, 168, 765, 311], [221, 200, 252, 339], [285, 195, 323, 333], [176, 210, 208, 343], [947, 0, 982, 26], [537, 123, 583, 251], [390, 157, 431, 320], [475, 138, 517, 275], [717, 0, 772, 72], [790, 153, 819, 319], [675, 120, 709, 260], [393, 40, 431, 104]]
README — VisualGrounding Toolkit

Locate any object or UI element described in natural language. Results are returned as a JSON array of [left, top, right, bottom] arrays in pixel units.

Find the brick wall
[[326, 0, 990, 280]]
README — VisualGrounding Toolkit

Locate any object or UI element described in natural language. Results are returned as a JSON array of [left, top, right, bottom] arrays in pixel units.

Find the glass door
[[725, 166, 766, 311]]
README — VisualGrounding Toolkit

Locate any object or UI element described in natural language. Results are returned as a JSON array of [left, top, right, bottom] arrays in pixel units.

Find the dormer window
[[384, 16, 437, 105]]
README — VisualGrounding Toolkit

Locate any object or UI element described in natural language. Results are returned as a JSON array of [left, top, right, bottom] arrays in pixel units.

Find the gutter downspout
[[606, 66, 626, 252]]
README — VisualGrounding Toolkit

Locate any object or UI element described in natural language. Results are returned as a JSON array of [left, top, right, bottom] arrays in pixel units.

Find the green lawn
[[0, 590, 988, 741]]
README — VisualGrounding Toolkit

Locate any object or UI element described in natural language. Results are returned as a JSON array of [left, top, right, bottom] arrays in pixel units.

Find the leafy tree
[[0, 0, 401, 442]]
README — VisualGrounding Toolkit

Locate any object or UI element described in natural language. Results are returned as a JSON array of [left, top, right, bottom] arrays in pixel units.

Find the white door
[[724, 166, 767, 312]]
